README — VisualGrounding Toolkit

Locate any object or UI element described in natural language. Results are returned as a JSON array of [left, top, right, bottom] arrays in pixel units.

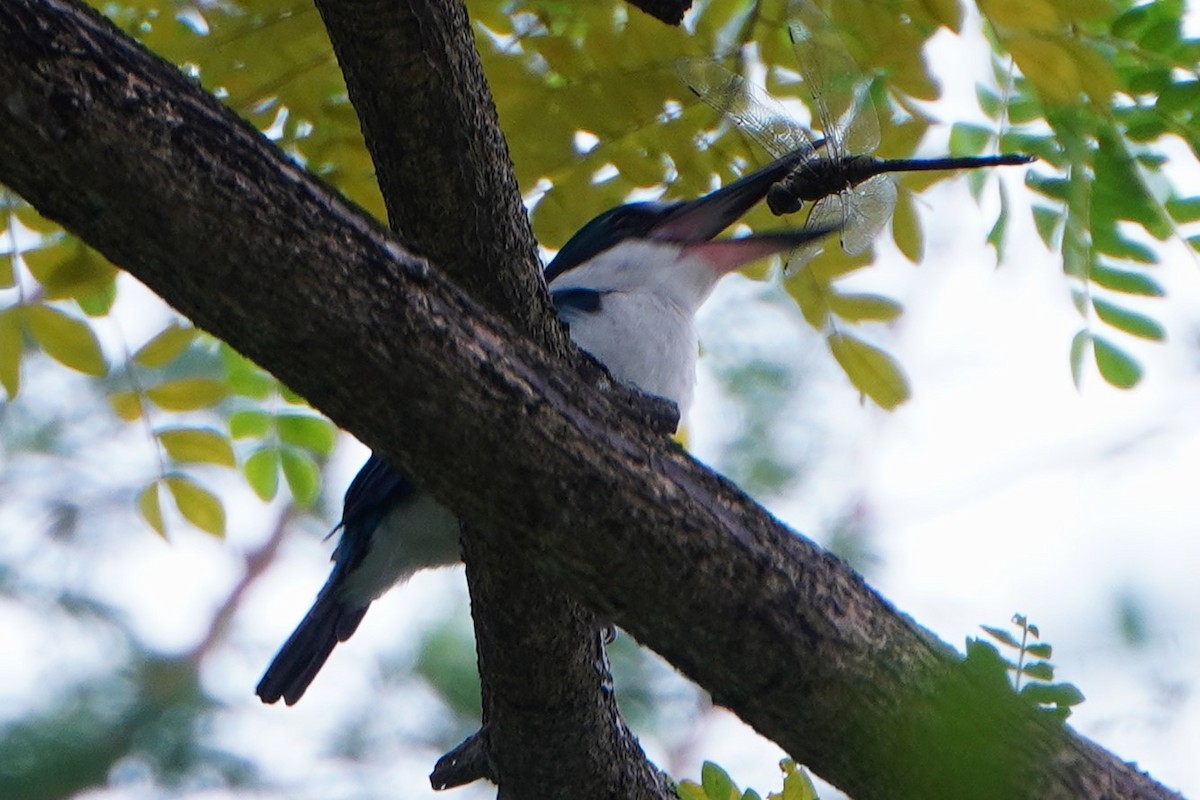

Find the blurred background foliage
[[2, 0, 1198, 797]]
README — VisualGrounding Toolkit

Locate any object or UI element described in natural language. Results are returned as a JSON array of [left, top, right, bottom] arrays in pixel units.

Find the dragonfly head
[[767, 182, 804, 216]]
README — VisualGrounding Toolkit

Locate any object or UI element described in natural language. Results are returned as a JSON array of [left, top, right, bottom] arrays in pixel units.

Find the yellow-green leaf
[[157, 427, 236, 467], [229, 409, 272, 439], [891, 191, 924, 262], [23, 304, 107, 376], [786, 265, 831, 329], [146, 377, 228, 411], [138, 482, 167, 538], [776, 758, 820, 800], [109, 390, 143, 421], [281, 448, 320, 506], [980, 0, 1061, 32], [220, 346, 275, 399], [1061, 38, 1120, 103], [23, 244, 117, 301], [1006, 34, 1081, 105], [827, 292, 903, 322], [244, 447, 281, 501], [700, 761, 740, 800], [918, 0, 964, 32], [276, 413, 337, 455], [827, 331, 911, 409], [0, 307, 21, 397], [166, 475, 226, 537], [675, 782, 707, 800], [133, 323, 196, 368]]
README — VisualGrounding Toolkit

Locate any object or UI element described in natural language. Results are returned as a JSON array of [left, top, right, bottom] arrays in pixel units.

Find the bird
[[256, 148, 837, 705]]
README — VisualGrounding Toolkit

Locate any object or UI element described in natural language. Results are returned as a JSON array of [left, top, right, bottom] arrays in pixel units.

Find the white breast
[[550, 240, 724, 414]]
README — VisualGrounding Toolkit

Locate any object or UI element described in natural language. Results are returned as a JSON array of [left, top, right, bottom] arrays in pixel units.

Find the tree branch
[[310, 1, 671, 795], [0, 1, 1180, 798]]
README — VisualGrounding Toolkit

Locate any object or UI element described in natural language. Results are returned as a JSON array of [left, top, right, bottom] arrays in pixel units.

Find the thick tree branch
[[0, 2, 1181, 799], [310, 0, 563, 344], [310, 1, 669, 795]]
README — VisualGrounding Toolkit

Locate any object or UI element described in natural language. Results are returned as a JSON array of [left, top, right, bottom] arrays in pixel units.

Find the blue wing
[[256, 454, 418, 705]]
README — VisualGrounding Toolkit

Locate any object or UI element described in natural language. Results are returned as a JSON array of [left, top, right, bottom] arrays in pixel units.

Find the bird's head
[[544, 147, 836, 313]]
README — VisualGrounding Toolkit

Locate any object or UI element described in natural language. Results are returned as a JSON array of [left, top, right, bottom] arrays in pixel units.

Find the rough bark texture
[[310, 2, 672, 796], [0, 2, 1183, 799], [311, 0, 561, 341]]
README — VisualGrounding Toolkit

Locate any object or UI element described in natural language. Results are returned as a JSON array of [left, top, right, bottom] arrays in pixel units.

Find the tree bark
[[311, 1, 672, 795], [0, 1, 1181, 799]]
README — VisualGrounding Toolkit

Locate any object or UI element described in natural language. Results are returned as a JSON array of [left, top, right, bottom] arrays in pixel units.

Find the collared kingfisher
[[256, 148, 836, 705]]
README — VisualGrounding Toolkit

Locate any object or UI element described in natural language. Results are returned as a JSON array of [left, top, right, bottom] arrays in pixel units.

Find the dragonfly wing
[[840, 175, 897, 255], [783, 194, 841, 275], [677, 58, 816, 159], [787, 5, 879, 156]]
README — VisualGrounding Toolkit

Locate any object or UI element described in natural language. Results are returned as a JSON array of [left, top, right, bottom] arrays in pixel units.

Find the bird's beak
[[649, 144, 823, 243], [686, 226, 839, 274]]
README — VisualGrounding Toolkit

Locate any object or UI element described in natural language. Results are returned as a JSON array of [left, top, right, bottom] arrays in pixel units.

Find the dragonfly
[[678, 11, 1033, 270]]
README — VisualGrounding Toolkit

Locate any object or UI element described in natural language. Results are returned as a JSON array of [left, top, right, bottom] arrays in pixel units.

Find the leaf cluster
[[967, 613, 1086, 722], [677, 759, 820, 800], [3, 0, 1197, 534], [964, 0, 1199, 388]]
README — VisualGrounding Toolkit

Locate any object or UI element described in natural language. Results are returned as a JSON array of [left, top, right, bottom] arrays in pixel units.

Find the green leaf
[[157, 427, 236, 467], [1089, 265, 1163, 297], [826, 332, 911, 410], [0, 307, 21, 397], [1021, 681, 1085, 707], [1165, 195, 1200, 223], [276, 413, 337, 455], [77, 278, 118, 317], [146, 377, 229, 411], [220, 345, 275, 399], [987, 182, 1011, 259], [1092, 298, 1165, 341], [777, 759, 820, 800], [23, 304, 107, 376], [279, 384, 307, 405], [949, 122, 992, 156], [1021, 660, 1055, 680], [676, 783, 708, 800], [165, 474, 226, 537], [281, 448, 321, 506], [1032, 205, 1061, 248], [826, 292, 903, 322], [229, 409, 273, 439], [244, 447, 281, 501], [980, 625, 1020, 648], [1025, 642, 1053, 658], [1093, 336, 1142, 389], [964, 638, 1016, 678], [701, 762, 739, 800], [1069, 329, 1090, 389], [133, 323, 196, 368], [137, 482, 166, 538]]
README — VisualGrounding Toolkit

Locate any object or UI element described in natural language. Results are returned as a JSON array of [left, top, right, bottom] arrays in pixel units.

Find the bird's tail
[[256, 590, 368, 706]]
